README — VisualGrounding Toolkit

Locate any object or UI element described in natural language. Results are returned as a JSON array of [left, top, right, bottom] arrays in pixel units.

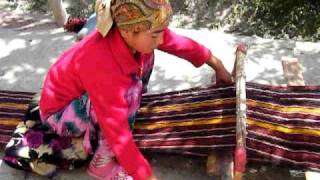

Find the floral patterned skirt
[[3, 95, 101, 177]]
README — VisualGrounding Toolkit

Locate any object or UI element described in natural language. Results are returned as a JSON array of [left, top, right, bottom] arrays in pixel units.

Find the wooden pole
[[234, 44, 248, 180], [206, 45, 249, 180], [206, 44, 248, 180]]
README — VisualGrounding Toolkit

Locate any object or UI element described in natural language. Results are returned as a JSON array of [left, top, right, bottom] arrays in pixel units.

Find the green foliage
[[17, 0, 320, 41], [25, 0, 48, 12], [22, 0, 95, 17], [170, 0, 320, 41], [226, 0, 320, 41], [66, 0, 95, 17]]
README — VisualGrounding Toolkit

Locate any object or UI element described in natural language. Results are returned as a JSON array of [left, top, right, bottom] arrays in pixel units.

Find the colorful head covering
[[95, 0, 172, 37]]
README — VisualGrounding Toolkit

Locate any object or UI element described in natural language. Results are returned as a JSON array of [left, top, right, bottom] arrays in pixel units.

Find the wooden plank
[[282, 57, 305, 86]]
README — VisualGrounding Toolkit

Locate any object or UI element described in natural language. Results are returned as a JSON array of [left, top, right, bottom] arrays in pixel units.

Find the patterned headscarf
[[96, 0, 172, 37]]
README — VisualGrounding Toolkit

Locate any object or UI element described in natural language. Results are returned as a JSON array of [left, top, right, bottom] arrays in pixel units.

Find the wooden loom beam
[[206, 44, 248, 180], [234, 44, 248, 180]]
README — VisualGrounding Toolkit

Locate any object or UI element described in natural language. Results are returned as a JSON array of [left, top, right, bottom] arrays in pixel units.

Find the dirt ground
[[1, 1, 319, 179]]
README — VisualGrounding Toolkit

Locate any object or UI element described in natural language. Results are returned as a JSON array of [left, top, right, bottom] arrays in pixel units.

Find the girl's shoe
[[87, 134, 116, 179], [87, 133, 132, 179]]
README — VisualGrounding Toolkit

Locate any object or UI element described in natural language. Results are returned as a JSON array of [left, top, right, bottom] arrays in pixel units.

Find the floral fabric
[[3, 95, 96, 177]]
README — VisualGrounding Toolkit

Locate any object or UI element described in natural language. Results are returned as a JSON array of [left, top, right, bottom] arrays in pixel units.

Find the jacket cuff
[[192, 48, 212, 67], [131, 161, 153, 180]]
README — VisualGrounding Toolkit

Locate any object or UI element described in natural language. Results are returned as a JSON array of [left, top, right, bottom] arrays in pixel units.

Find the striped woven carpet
[[0, 82, 320, 171], [0, 90, 35, 145], [134, 82, 320, 171], [134, 84, 237, 156], [245, 83, 320, 171]]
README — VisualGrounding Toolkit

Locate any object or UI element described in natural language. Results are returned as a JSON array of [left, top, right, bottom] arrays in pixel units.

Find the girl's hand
[[147, 175, 158, 180], [206, 55, 233, 85], [215, 68, 233, 85]]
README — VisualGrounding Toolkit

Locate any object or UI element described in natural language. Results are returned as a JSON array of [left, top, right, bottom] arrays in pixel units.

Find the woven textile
[[0, 90, 35, 145], [134, 82, 320, 171], [134, 84, 237, 155], [246, 83, 320, 171], [1, 82, 320, 171]]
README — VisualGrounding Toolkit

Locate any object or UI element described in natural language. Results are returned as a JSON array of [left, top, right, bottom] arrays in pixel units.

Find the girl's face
[[119, 23, 168, 54]]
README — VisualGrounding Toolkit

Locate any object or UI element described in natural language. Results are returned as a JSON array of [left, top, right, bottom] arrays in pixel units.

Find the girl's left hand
[[206, 55, 233, 85], [215, 68, 233, 85]]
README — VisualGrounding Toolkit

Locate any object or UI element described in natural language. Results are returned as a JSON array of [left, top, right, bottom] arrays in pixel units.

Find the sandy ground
[[0, 1, 319, 179]]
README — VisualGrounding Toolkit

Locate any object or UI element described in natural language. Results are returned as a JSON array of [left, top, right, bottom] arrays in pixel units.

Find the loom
[[1, 46, 319, 180]]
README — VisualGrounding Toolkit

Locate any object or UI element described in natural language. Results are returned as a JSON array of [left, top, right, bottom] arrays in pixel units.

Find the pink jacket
[[40, 27, 211, 180]]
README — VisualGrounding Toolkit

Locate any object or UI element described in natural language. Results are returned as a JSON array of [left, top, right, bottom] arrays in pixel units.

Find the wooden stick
[[206, 44, 248, 180], [206, 45, 251, 180], [206, 45, 249, 180], [234, 44, 248, 180]]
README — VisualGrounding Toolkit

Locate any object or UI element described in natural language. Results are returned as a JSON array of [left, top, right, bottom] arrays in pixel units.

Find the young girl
[[4, 0, 232, 179]]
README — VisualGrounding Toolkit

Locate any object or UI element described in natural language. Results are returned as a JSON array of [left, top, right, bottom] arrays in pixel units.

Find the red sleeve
[[79, 62, 152, 180], [158, 28, 212, 67]]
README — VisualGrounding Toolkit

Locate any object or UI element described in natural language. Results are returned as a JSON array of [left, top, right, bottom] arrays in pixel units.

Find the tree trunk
[[48, 0, 68, 27]]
